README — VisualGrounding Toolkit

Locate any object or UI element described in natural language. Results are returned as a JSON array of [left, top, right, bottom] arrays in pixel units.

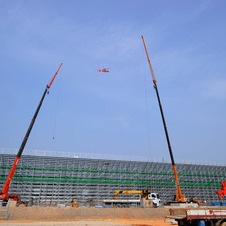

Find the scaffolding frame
[[0, 153, 225, 206]]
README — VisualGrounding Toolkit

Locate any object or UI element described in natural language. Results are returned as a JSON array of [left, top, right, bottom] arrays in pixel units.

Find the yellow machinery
[[113, 190, 150, 200], [104, 189, 161, 208], [71, 198, 79, 207]]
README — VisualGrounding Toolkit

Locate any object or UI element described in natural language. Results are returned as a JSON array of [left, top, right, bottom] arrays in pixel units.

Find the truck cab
[[148, 193, 161, 207]]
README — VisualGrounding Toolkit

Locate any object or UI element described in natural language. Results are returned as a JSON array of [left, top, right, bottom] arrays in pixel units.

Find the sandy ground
[[0, 218, 175, 226], [0, 220, 126, 226], [0, 206, 176, 225], [115, 218, 175, 226]]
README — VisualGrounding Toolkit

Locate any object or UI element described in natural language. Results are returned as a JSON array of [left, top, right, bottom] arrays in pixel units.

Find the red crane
[[0, 63, 63, 204], [216, 181, 226, 199]]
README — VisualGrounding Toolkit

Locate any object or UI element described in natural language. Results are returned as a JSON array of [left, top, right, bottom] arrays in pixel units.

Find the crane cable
[[52, 74, 62, 140], [142, 50, 152, 162]]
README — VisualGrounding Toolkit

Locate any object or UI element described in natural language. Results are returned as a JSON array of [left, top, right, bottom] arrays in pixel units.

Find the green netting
[[0, 174, 220, 187], [0, 165, 224, 178]]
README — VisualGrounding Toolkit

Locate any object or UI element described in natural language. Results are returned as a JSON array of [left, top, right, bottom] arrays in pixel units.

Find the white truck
[[103, 190, 160, 208]]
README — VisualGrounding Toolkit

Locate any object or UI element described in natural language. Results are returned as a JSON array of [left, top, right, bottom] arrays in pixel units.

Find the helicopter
[[97, 67, 110, 72]]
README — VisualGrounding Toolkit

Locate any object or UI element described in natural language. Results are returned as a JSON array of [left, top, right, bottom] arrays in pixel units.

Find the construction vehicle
[[216, 181, 226, 199], [167, 207, 226, 225], [71, 198, 79, 207], [0, 63, 63, 206], [189, 197, 205, 206], [142, 36, 205, 206], [103, 190, 160, 208], [142, 36, 186, 204]]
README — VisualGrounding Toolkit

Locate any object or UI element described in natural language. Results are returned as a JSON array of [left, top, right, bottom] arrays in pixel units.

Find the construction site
[[0, 151, 225, 206], [0, 150, 226, 225], [1, 29, 226, 225]]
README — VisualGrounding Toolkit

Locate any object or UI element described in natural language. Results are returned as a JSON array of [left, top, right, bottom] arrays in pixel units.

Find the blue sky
[[0, 0, 226, 163]]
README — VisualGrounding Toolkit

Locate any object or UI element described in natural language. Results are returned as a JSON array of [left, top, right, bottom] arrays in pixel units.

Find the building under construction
[[0, 151, 225, 206]]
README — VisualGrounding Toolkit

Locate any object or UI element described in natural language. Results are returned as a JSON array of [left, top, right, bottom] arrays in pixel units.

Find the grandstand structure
[[0, 150, 225, 206]]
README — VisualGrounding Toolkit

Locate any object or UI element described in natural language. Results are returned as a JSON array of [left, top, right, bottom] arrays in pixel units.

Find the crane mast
[[0, 63, 63, 202], [141, 36, 186, 203]]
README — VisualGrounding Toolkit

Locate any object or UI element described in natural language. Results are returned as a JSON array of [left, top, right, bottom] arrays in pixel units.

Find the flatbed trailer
[[104, 199, 140, 208], [167, 207, 226, 225]]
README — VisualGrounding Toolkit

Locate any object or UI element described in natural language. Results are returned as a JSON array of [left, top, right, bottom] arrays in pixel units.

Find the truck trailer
[[167, 207, 226, 225], [103, 190, 160, 208]]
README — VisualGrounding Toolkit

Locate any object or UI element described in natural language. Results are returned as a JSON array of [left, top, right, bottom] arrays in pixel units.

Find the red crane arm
[[47, 63, 63, 88], [0, 63, 63, 200]]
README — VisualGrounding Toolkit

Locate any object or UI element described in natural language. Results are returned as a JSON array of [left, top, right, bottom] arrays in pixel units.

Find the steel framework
[[0, 153, 225, 206]]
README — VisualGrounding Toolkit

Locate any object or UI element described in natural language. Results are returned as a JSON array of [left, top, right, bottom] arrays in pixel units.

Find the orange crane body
[[141, 36, 186, 203]]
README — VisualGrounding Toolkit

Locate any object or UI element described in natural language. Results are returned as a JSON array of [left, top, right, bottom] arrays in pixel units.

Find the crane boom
[[141, 36, 186, 203], [113, 190, 151, 200], [0, 63, 63, 201]]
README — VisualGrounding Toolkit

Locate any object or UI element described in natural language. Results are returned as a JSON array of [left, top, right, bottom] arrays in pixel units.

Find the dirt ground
[[0, 218, 174, 226], [0, 207, 175, 225]]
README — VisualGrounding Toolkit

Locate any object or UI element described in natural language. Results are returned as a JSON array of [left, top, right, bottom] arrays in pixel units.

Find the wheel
[[153, 203, 157, 208], [178, 219, 192, 225], [122, 204, 127, 208], [116, 204, 121, 208], [209, 220, 214, 226]]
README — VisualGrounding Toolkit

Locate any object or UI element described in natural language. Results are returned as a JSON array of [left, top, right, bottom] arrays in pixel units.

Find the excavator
[[0, 63, 63, 206], [141, 36, 204, 206]]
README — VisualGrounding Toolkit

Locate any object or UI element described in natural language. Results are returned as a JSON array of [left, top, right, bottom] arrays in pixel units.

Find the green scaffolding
[[0, 165, 223, 187]]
